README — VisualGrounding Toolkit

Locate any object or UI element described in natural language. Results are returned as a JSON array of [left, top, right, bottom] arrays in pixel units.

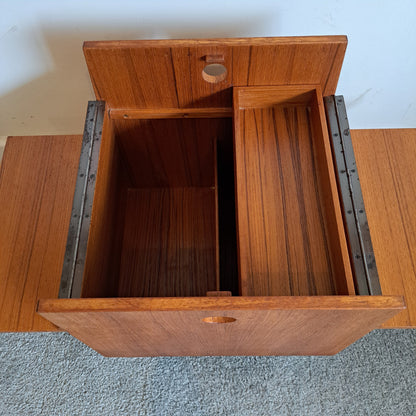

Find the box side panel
[[0, 135, 82, 331]]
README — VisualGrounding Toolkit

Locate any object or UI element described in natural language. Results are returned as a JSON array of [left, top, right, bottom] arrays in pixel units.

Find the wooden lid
[[83, 36, 347, 110]]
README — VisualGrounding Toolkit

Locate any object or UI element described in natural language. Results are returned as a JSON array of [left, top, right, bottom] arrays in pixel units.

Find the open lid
[[83, 36, 347, 109]]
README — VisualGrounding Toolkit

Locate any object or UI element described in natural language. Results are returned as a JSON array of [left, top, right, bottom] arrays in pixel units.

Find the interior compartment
[[233, 86, 355, 297], [81, 116, 238, 298], [80, 86, 354, 299]]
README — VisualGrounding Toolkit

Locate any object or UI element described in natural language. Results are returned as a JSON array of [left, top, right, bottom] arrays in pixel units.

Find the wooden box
[[0, 37, 410, 356]]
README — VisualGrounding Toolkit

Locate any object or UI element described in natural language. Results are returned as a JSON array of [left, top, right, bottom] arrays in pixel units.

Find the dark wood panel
[[0, 135, 82, 331], [113, 118, 226, 188], [37, 296, 404, 356], [118, 188, 218, 297], [217, 123, 239, 295], [352, 129, 416, 328], [81, 111, 130, 297], [84, 36, 347, 109], [236, 106, 334, 295], [233, 86, 354, 296]]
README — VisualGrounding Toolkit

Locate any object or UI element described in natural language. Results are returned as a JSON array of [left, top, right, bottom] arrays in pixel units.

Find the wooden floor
[[352, 129, 416, 328], [234, 105, 337, 296], [118, 187, 218, 297]]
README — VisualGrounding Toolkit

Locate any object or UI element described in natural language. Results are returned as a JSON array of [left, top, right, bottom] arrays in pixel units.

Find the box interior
[[80, 87, 354, 299], [81, 117, 238, 298]]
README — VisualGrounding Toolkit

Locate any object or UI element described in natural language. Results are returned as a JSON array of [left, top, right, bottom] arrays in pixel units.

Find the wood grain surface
[[352, 129, 416, 328], [233, 86, 353, 296], [110, 107, 233, 119], [37, 295, 404, 356], [0, 135, 82, 331], [81, 110, 131, 298], [234, 86, 316, 109], [308, 91, 356, 296], [118, 188, 218, 297], [84, 36, 347, 109], [113, 118, 225, 188]]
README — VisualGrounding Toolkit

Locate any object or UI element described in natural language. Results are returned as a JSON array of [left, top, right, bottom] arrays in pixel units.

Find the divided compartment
[[72, 86, 356, 300], [80, 112, 238, 298], [233, 86, 356, 297]]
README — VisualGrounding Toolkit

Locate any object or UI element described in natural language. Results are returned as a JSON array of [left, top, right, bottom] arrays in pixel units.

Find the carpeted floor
[[0, 330, 414, 415]]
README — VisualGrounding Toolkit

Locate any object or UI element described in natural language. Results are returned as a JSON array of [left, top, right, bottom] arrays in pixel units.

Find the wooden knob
[[202, 64, 227, 83]]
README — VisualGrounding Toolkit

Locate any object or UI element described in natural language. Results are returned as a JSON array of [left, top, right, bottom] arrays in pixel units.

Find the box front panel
[[38, 296, 404, 356]]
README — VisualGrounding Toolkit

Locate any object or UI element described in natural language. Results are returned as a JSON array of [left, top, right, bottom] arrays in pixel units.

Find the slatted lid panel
[[83, 36, 347, 109]]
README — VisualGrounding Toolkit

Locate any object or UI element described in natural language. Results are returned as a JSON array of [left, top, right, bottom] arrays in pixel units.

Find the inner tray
[[233, 86, 355, 296]]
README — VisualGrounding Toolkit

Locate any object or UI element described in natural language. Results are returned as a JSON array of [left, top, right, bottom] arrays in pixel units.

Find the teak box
[[1, 37, 412, 357]]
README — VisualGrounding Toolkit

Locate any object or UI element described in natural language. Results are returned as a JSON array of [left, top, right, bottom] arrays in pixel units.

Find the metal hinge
[[324, 95, 382, 295], [58, 101, 104, 298]]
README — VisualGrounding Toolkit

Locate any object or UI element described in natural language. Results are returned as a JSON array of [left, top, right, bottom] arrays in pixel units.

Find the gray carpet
[[0, 330, 415, 416]]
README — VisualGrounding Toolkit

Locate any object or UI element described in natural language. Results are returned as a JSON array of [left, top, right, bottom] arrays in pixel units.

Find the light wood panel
[[233, 86, 353, 296], [118, 188, 218, 297], [113, 118, 225, 188], [309, 92, 356, 296], [234, 86, 316, 108], [84, 36, 347, 109], [110, 107, 233, 119], [0, 135, 82, 331], [352, 129, 416, 328], [81, 110, 131, 297], [37, 296, 404, 356]]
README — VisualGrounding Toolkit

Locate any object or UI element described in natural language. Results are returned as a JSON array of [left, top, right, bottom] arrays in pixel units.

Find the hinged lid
[[83, 36, 347, 110]]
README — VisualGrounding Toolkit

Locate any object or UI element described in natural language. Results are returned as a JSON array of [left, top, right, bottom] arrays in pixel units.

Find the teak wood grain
[[352, 129, 416, 328], [0, 135, 82, 331], [37, 296, 404, 356], [113, 118, 221, 188], [84, 36, 347, 109], [233, 86, 354, 296], [308, 91, 356, 296], [110, 107, 233, 120], [118, 188, 218, 297], [81, 110, 131, 297]]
